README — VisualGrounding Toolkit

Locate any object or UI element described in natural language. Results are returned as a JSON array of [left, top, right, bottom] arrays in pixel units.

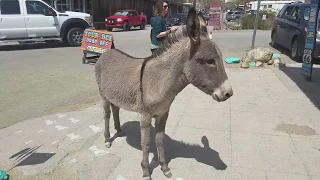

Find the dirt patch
[[275, 123, 317, 136]]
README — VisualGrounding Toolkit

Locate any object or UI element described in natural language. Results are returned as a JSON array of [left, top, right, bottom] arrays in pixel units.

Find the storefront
[[43, 0, 92, 14], [43, 0, 187, 29]]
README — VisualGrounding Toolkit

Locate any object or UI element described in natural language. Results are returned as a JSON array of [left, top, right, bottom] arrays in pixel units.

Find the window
[[130, 11, 137, 16], [282, 6, 295, 18], [25, 1, 50, 15], [290, 6, 300, 23], [268, 5, 272, 8], [114, 11, 128, 16], [277, 6, 287, 17], [0, 0, 21, 14]]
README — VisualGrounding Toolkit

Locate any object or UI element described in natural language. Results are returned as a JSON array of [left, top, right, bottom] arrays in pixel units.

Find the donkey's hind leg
[[155, 111, 172, 178], [111, 103, 122, 136], [102, 98, 112, 148]]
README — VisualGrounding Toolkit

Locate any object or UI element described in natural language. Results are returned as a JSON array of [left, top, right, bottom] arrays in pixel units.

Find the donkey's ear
[[197, 12, 208, 33], [186, 7, 200, 44]]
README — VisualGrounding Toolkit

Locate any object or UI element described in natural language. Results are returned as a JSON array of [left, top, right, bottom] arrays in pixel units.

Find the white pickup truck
[[0, 0, 94, 46]]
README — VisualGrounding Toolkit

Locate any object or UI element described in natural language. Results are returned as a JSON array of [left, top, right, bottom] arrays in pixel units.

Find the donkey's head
[[183, 8, 233, 102]]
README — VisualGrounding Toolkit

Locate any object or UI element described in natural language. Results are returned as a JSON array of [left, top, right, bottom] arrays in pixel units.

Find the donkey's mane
[[149, 25, 189, 58]]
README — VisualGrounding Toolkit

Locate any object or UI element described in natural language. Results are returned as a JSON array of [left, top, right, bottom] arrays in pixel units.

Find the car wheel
[[123, 22, 129, 31], [140, 20, 146, 30], [106, 27, 113, 32], [270, 31, 278, 47], [67, 27, 84, 47], [290, 37, 300, 61]]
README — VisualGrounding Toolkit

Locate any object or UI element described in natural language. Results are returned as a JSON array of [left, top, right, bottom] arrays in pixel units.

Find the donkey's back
[[95, 49, 144, 111]]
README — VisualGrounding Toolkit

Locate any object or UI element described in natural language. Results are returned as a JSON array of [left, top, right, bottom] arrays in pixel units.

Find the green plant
[[240, 9, 277, 30]]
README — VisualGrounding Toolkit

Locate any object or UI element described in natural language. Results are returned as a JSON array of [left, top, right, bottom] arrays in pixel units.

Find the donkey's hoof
[[163, 170, 172, 178], [142, 176, 151, 180], [105, 142, 111, 148]]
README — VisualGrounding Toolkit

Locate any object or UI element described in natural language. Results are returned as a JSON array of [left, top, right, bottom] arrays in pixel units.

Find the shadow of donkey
[[120, 121, 227, 173]]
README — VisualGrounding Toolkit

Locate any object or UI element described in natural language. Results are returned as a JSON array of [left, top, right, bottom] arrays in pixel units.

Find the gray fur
[[94, 8, 233, 179]]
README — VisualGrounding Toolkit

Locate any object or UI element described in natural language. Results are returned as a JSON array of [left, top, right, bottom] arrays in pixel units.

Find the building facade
[[43, 0, 92, 14], [91, 0, 189, 28], [43, 0, 190, 28]]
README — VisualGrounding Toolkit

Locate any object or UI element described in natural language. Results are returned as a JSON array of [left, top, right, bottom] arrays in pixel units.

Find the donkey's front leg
[[140, 114, 152, 180], [102, 98, 112, 148], [155, 111, 171, 178]]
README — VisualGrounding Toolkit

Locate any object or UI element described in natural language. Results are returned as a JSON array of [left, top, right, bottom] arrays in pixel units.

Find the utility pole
[[251, 0, 261, 49]]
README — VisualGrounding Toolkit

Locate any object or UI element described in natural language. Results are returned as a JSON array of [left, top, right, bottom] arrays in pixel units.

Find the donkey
[[94, 7, 233, 180]]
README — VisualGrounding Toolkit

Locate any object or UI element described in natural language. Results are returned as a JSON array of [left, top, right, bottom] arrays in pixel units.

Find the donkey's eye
[[205, 59, 215, 65]]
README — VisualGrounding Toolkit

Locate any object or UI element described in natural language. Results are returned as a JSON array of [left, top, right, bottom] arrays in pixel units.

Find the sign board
[[301, 0, 319, 80], [81, 29, 114, 55], [209, 3, 222, 30], [262, 14, 267, 20]]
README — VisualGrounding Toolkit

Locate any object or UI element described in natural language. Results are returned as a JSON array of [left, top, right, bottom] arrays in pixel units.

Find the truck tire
[[140, 20, 146, 30], [66, 27, 84, 47], [123, 22, 129, 31]]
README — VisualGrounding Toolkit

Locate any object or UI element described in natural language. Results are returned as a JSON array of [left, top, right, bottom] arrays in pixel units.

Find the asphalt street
[[0, 27, 291, 129]]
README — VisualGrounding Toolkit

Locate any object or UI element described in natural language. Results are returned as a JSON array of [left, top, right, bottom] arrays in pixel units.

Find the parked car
[[165, 13, 187, 27], [226, 11, 246, 21], [247, 10, 257, 15], [0, 0, 93, 46], [270, 2, 320, 61], [105, 10, 147, 31]]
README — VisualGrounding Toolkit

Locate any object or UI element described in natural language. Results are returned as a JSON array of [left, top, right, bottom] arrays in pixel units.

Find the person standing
[[150, 0, 178, 54]]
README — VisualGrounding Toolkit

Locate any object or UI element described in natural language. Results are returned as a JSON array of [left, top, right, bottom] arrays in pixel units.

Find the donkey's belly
[[100, 59, 143, 112]]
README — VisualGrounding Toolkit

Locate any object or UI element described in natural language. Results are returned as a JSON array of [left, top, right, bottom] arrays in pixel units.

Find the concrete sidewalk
[[1, 67, 320, 180]]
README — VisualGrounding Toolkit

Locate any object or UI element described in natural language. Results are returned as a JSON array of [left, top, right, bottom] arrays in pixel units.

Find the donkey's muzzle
[[212, 80, 233, 102]]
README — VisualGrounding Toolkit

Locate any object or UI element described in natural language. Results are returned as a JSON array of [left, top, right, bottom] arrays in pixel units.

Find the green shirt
[[150, 16, 166, 48]]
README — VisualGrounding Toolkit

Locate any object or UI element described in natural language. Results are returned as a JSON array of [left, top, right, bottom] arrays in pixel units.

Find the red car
[[105, 10, 147, 31]]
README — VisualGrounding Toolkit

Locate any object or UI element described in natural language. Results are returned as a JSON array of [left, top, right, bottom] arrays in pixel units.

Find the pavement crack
[[289, 134, 312, 179], [105, 157, 121, 179], [48, 151, 70, 175], [39, 148, 70, 175], [56, 135, 68, 149]]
